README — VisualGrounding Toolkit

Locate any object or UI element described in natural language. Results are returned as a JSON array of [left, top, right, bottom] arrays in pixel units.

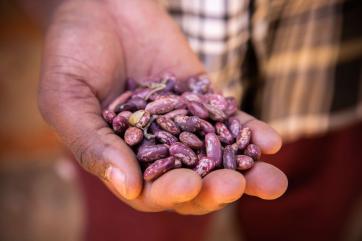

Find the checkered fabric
[[163, 0, 362, 141]]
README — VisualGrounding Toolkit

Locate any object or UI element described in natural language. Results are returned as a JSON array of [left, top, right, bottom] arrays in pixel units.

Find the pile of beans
[[102, 74, 261, 181]]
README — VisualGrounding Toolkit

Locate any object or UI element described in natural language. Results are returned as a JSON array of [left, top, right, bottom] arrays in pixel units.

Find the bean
[[169, 142, 197, 166], [204, 93, 228, 110], [145, 96, 181, 114], [124, 127, 143, 146], [225, 97, 238, 116], [223, 145, 236, 169], [155, 131, 178, 145], [174, 115, 201, 132], [193, 157, 216, 177], [199, 119, 215, 134], [102, 110, 116, 124], [137, 144, 169, 162], [236, 127, 251, 150], [156, 116, 180, 135], [118, 111, 132, 120], [187, 101, 209, 119], [188, 75, 210, 94], [143, 156, 177, 181], [163, 109, 188, 119], [236, 155, 254, 170], [112, 114, 129, 134], [128, 110, 151, 128], [181, 92, 203, 103], [215, 122, 234, 144], [244, 144, 261, 161], [228, 117, 241, 138], [204, 104, 227, 121], [179, 132, 203, 149], [205, 133, 222, 166]]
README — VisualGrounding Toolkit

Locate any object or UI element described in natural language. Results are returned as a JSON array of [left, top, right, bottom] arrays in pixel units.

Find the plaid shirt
[[162, 0, 362, 142]]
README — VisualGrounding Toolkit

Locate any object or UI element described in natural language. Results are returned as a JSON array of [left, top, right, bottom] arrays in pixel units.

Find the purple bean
[[155, 131, 178, 145], [174, 115, 201, 132], [118, 111, 132, 120], [188, 75, 210, 94], [203, 104, 227, 121], [193, 157, 216, 177], [205, 133, 222, 166], [137, 144, 169, 162], [204, 93, 228, 110], [244, 144, 261, 161], [215, 122, 234, 144], [179, 132, 203, 149], [143, 156, 177, 181], [163, 109, 188, 119], [181, 92, 203, 103], [145, 96, 181, 114], [225, 97, 238, 116], [199, 119, 216, 134], [236, 155, 254, 170], [228, 117, 241, 138], [236, 127, 251, 150], [156, 116, 180, 135], [124, 127, 143, 146], [112, 114, 129, 134], [187, 101, 209, 119], [223, 145, 236, 169], [169, 142, 197, 166], [102, 110, 116, 124]]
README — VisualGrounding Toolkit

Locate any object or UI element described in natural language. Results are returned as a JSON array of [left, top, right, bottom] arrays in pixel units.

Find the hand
[[39, 0, 287, 215]]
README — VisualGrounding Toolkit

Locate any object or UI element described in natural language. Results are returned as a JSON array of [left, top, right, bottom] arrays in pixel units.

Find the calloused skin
[[38, 0, 288, 215]]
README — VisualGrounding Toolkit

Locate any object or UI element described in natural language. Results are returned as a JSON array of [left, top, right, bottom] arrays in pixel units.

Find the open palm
[[39, 0, 287, 214]]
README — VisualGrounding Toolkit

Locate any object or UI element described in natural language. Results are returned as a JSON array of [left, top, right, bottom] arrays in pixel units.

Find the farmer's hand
[[38, 0, 287, 215]]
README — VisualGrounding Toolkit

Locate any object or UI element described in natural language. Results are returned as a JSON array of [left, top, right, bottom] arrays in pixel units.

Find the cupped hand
[[38, 0, 287, 215]]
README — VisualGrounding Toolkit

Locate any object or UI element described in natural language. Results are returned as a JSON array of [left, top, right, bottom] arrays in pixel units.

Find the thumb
[[39, 67, 142, 200]]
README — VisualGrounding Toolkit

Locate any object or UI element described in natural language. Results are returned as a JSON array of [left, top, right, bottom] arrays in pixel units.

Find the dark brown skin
[[38, 0, 287, 214]]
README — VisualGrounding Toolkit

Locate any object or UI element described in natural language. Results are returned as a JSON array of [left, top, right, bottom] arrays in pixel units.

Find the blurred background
[[0, 1, 361, 241], [0, 2, 85, 241]]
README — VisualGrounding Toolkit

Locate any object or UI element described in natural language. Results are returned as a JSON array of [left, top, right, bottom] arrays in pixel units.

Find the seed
[[244, 144, 261, 161], [205, 133, 222, 166], [143, 156, 177, 181], [179, 132, 203, 149], [124, 127, 143, 146], [156, 116, 180, 135], [236, 155, 254, 170], [169, 142, 198, 166]]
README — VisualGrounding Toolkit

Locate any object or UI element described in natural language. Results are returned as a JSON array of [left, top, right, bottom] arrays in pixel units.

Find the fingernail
[[107, 166, 127, 198]]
